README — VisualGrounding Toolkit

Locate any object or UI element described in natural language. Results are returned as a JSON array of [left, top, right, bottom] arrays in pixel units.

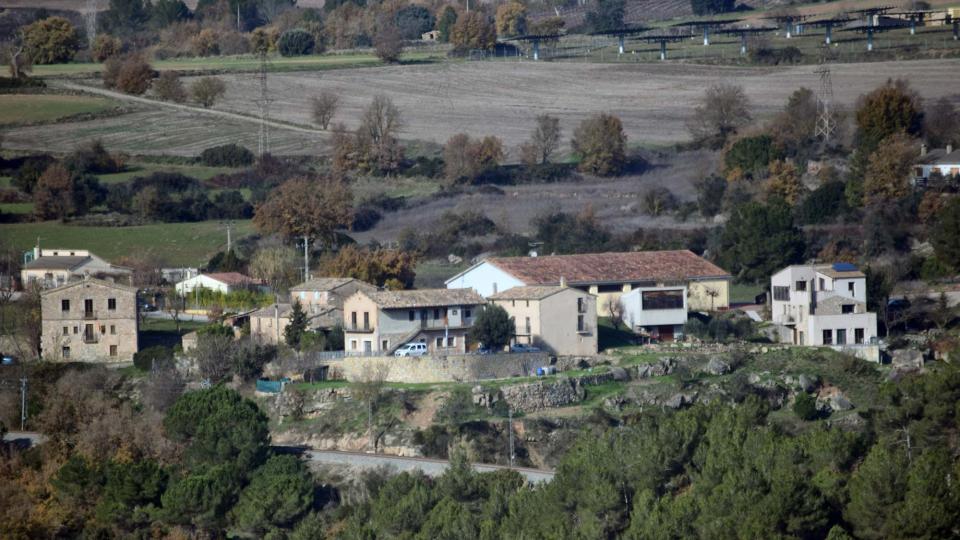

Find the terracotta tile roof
[[366, 288, 485, 309], [290, 277, 373, 292], [488, 286, 569, 301], [250, 303, 342, 328], [486, 250, 730, 285], [41, 276, 139, 296], [204, 272, 263, 286]]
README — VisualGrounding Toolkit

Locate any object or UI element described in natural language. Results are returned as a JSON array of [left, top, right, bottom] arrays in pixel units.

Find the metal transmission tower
[[814, 54, 837, 142], [84, 0, 100, 47], [255, 52, 274, 156]]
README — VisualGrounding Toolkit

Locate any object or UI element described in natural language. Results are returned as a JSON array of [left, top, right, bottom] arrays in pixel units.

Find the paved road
[[144, 311, 210, 323], [305, 450, 556, 483], [53, 81, 324, 136]]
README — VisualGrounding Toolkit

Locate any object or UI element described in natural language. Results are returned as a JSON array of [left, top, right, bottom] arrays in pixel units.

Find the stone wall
[[327, 352, 550, 383]]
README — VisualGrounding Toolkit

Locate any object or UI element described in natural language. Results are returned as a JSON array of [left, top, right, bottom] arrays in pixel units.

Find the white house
[[770, 263, 879, 362], [174, 272, 264, 295], [915, 144, 960, 185], [21, 248, 131, 289], [445, 250, 732, 316], [620, 285, 688, 342]]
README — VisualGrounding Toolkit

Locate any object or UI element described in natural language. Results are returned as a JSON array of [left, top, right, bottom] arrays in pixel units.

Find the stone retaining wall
[[327, 353, 551, 384]]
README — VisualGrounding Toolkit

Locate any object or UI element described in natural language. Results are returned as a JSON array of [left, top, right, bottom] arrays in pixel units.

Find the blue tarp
[[256, 378, 290, 393]]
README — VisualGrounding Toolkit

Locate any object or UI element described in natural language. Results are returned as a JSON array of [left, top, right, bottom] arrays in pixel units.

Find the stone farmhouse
[[445, 250, 732, 316], [342, 288, 485, 355], [40, 277, 139, 362], [21, 248, 131, 289], [488, 285, 598, 356], [250, 277, 377, 346], [770, 263, 879, 362]]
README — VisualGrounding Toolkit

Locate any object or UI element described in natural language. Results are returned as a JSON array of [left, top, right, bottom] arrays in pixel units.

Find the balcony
[[345, 325, 375, 333], [82, 334, 99, 344], [83, 311, 97, 320]]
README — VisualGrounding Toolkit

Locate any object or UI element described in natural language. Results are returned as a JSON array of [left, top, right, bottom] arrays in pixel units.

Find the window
[[434, 308, 441, 319], [62, 346, 70, 359], [100, 325, 106, 334], [841, 304, 854, 314], [819, 278, 825, 291], [62, 326, 68, 335], [84, 299, 93, 315], [436, 337, 444, 347], [107, 298, 116, 310], [382, 340, 389, 350], [110, 325, 116, 335], [837, 329, 847, 345], [350, 339, 358, 351], [409, 310, 415, 321], [577, 314, 585, 332], [795, 281, 807, 292], [61, 299, 70, 312], [351, 312, 357, 328], [773, 286, 790, 301], [855, 328, 865, 344], [449, 337, 457, 347], [363, 312, 369, 329], [109, 345, 118, 357], [73, 326, 79, 334], [848, 282, 855, 293], [641, 290, 684, 310], [822, 329, 833, 345], [525, 300, 529, 307], [525, 317, 531, 334], [465, 309, 472, 319]]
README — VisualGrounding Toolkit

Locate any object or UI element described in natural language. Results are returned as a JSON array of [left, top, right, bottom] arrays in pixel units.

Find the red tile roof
[[486, 250, 730, 285], [205, 272, 263, 286]]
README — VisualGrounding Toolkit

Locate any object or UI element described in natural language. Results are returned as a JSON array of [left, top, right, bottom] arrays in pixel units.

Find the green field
[[0, 94, 117, 125], [0, 202, 33, 214], [0, 219, 254, 266], [31, 51, 443, 77], [97, 162, 239, 184]]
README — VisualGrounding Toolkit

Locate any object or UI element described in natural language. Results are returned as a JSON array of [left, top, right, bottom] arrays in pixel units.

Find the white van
[[394, 342, 428, 357]]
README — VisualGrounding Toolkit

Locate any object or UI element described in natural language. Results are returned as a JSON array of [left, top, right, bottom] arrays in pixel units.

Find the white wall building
[[174, 272, 263, 295], [915, 144, 960, 184], [770, 263, 879, 362], [620, 285, 688, 342]]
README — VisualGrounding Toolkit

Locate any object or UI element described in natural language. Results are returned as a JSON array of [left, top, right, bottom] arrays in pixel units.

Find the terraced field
[[0, 94, 117, 125]]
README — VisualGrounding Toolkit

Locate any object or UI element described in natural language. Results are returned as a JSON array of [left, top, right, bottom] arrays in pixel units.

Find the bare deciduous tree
[[687, 83, 752, 146], [143, 364, 185, 412], [351, 364, 389, 452], [604, 296, 625, 330], [163, 288, 185, 334], [311, 90, 340, 130], [249, 244, 300, 294], [191, 333, 236, 383], [520, 114, 562, 165]]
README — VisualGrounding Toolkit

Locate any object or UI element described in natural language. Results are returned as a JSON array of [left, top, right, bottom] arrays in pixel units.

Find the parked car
[[394, 342, 428, 357], [141, 303, 157, 312], [476, 344, 494, 355], [1, 356, 15, 365], [510, 344, 541, 353]]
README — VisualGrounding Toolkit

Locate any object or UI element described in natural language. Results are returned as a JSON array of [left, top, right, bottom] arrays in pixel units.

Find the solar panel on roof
[[832, 263, 857, 272]]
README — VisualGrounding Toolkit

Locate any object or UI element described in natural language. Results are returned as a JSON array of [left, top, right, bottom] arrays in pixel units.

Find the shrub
[[190, 76, 226, 108], [23, 16, 80, 64], [374, 24, 404, 63], [191, 28, 220, 56], [92, 34, 122, 62], [793, 392, 819, 421], [103, 54, 154, 95], [133, 346, 174, 371], [724, 135, 783, 179], [153, 71, 187, 103], [199, 144, 255, 167], [277, 29, 316, 56], [571, 113, 627, 176]]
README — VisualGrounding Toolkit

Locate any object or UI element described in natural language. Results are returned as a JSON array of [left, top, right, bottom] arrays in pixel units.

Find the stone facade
[[41, 277, 139, 362]]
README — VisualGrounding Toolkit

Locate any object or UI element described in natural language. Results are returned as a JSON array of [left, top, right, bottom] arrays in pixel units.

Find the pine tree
[[284, 300, 308, 350]]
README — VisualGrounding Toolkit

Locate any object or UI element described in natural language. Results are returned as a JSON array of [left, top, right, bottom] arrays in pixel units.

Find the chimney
[[560, 276, 567, 288], [920, 143, 927, 157], [948, 143, 954, 155]]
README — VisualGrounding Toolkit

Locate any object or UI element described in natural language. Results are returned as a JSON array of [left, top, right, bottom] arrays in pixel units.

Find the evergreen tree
[[284, 299, 308, 350], [468, 304, 513, 350]]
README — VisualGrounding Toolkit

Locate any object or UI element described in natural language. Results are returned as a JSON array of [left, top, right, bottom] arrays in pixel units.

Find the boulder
[[891, 349, 924, 369], [609, 367, 630, 381], [829, 393, 854, 411], [798, 374, 819, 393], [705, 356, 730, 376], [664, 392, 695, 409]]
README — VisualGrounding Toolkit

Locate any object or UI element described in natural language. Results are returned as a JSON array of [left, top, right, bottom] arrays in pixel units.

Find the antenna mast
[[814, 51, 837, 142]]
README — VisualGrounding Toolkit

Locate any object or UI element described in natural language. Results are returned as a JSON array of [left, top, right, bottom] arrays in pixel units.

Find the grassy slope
[[96, 162, 239, 184], [0, 94, 116, 125], [0, 220, 254, 266]]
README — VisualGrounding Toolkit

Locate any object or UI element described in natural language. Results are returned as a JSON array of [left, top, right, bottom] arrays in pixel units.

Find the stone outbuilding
[[488, 285, 598, 355]]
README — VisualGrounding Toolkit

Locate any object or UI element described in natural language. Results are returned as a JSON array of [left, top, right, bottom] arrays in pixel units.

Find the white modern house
[[620, 285, 688, 342], [770, 263, 879, 362], [174, 272, 264, 295]]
